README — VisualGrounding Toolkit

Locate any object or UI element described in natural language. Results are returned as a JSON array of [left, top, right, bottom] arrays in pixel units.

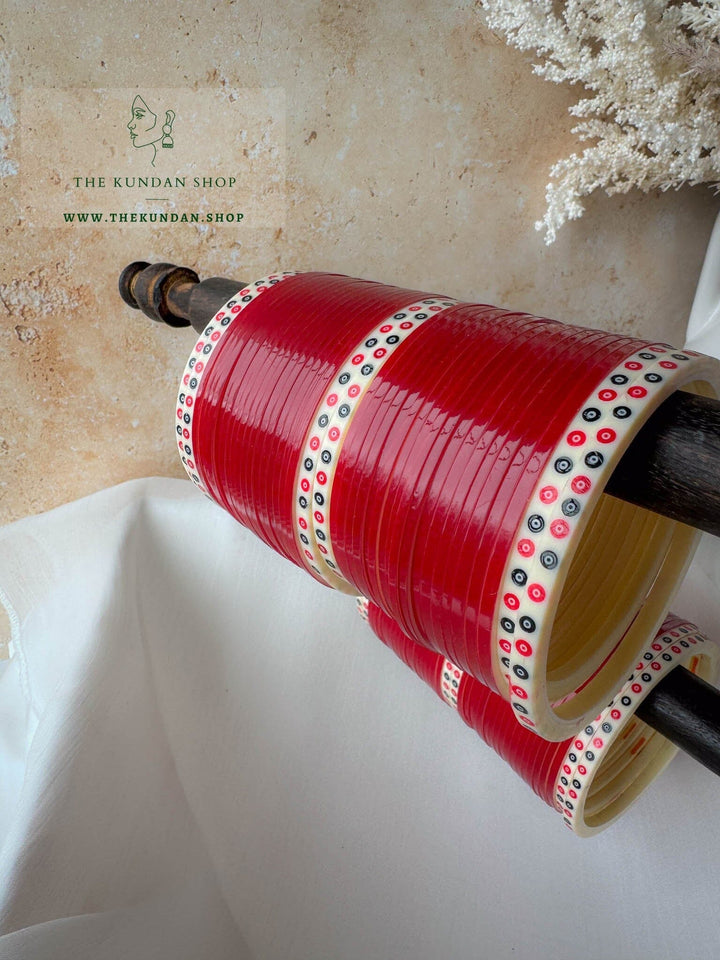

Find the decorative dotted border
[[555, 621, 718, 836], [495, 343, 713, 737], [356, 595, 370, 622], [293, 298, 457, 590], [175, 273, 296, 492], [439, 658, 464, 709]]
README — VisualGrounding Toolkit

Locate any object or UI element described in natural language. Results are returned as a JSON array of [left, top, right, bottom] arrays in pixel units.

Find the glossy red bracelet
[[363, 600, 718, 836], [177, 271, 720, 740]]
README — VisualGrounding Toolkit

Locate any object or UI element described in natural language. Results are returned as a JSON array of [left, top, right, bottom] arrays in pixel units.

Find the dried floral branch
[[480, 1, 720, 242]]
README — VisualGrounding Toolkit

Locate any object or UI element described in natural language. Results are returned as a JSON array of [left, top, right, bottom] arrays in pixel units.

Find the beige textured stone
[[0, 0, 718, 526]]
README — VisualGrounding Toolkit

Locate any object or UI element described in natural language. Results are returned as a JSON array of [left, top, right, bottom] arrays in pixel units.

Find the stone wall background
[[1, 0, 718, 524]]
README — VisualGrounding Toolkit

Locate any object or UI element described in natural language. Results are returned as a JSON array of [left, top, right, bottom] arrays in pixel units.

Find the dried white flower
[[480, 0, 720, 242]]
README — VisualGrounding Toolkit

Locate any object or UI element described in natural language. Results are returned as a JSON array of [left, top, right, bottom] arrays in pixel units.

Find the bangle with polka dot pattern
[[496, 344, 719, 740], [177, 271, 720, 741], [176, 273, 296, 494], [293, 296, 457, 592], [366, 601, 719, 835], [184, 272, 453, 570]]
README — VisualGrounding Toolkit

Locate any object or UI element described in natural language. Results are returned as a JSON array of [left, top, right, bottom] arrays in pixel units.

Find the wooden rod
[[636, 665, 720, 777], [606, 391, 720, 539], [119, 261, 242, 333]]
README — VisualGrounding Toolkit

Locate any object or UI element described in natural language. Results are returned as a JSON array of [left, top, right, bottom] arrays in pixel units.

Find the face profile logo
[[127, 95, 176, 166]]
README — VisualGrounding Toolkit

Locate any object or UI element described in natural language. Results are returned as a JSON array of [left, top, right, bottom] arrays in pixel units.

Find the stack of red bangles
[[176, 270, 720, 833], [360, 598, 716, 835]]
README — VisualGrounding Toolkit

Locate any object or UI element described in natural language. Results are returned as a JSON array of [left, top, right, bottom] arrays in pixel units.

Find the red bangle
[[365, 601, 718, 836], [178, 271, 720, 740]]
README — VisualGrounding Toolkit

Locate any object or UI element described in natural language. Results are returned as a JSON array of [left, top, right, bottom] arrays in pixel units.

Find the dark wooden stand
[[119, 260, 720, 777]]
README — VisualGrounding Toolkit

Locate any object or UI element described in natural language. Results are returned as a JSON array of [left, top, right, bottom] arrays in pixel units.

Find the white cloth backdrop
[[1, 219, 719, 960]]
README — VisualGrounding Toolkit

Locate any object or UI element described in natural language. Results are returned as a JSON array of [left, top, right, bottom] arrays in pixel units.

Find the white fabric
[[1, 219, 719, 959], [687, 209, 720, 356]]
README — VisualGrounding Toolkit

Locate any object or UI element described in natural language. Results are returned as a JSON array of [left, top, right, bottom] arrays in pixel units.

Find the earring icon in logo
[[162, 111, 175, 149]]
